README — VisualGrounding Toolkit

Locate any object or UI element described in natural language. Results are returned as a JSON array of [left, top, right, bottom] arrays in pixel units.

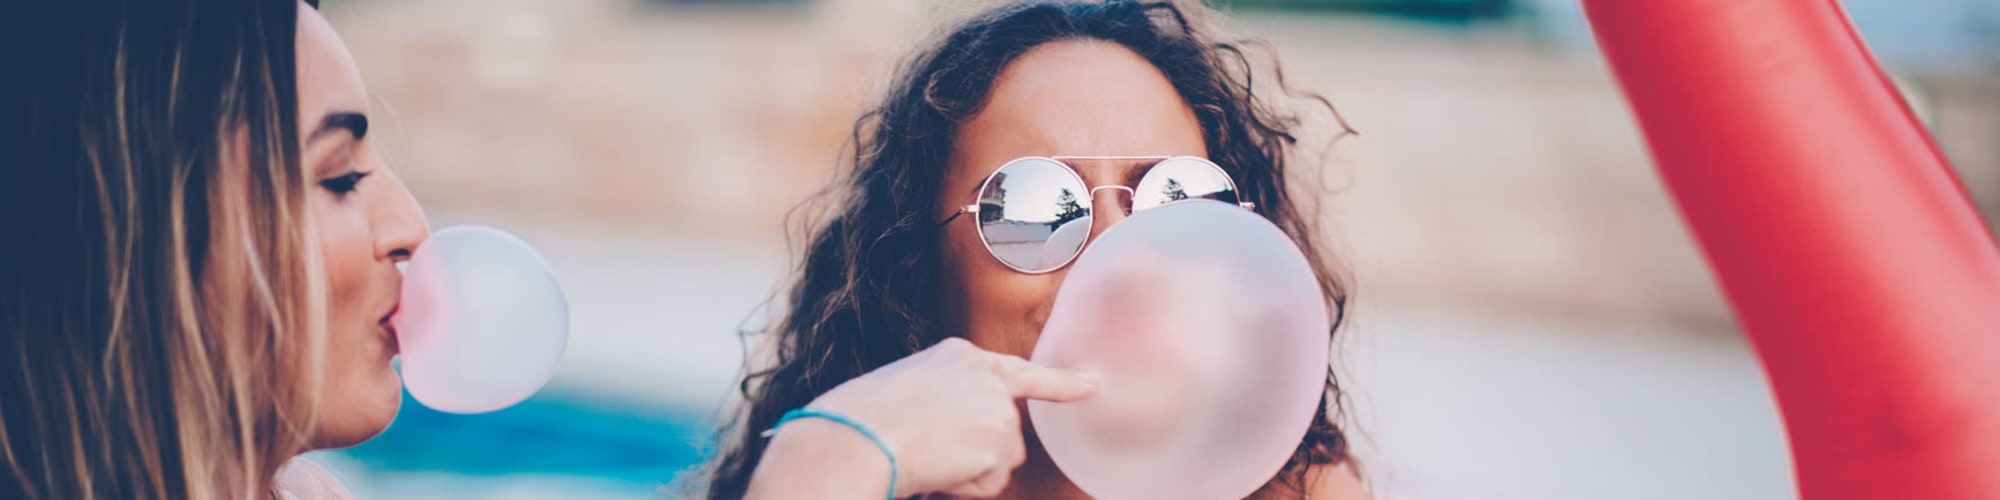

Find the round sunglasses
[[939, 156, 1254, 274]]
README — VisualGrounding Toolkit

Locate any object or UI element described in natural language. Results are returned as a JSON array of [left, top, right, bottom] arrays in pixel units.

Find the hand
[[747, 338, 1098, 499]]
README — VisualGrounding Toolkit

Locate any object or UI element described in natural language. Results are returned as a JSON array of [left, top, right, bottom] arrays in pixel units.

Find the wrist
[[747, 416, 896, 499]]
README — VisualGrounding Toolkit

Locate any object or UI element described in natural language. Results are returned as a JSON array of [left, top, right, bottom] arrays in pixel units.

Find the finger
[[942, 468, 1014, 498], [873, 338, 963, 376], [991, 355, 1098, 402]]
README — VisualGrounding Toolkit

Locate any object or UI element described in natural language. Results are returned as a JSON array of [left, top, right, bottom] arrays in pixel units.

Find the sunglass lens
[[978, 158, 1092, 272], [1132, 157, 1240, 212]]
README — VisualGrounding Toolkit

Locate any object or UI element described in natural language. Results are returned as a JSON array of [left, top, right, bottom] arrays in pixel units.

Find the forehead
[[295, 8, 368, 120], [953, 40, 1207, 163]]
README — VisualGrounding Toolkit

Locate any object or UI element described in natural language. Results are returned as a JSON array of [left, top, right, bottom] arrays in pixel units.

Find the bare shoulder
[[1305, 463, 1372, 500]]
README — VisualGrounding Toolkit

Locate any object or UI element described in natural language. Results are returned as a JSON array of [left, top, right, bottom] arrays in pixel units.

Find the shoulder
[[1304, 462, 1371, 500], [1248, 461, 1372, 500], [274, 457, 357, 500]]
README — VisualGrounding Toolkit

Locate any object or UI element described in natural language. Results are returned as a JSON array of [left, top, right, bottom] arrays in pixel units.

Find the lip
[[379, 303, 401, 355]]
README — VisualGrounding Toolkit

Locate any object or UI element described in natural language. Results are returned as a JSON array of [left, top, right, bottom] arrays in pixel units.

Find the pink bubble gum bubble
[[392, 225, 568, 414], [1028, 200, 1331, 500]]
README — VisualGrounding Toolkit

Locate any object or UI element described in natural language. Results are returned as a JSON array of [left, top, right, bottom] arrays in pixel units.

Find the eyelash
[[319, 170, 371, 195]]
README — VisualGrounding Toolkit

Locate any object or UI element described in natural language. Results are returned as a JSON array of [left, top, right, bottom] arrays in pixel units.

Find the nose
[[370, 167, 430, 263], [1087, 185, 1134, 238]]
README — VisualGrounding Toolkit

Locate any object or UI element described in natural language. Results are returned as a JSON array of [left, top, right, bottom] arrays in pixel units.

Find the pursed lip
[[379, 303, 401, 355]]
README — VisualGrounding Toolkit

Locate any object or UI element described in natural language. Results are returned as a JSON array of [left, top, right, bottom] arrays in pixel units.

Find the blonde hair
[[2, 1, 330, 497]]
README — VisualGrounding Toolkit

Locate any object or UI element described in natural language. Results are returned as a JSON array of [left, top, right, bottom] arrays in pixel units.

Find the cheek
[[945, 224, 1064, 357], [311, 202, 391, 376], [317, 209, 372, 321], [305, 200, 403, 445]]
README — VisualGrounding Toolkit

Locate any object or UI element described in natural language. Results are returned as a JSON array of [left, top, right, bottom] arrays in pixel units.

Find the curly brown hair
[[707, 1, 1358, 497]]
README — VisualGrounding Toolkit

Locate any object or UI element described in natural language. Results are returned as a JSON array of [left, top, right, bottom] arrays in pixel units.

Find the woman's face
[[296, 6, 429, 448], [940, 40, 1207, 358]]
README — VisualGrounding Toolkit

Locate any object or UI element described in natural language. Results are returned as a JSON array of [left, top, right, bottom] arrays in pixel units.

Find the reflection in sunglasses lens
[[1133, 157, 1238, 211], [979, 159, 1092, 272]]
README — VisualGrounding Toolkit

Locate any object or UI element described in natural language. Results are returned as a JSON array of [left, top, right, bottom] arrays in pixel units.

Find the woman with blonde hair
[[1, 1, 426, 497]]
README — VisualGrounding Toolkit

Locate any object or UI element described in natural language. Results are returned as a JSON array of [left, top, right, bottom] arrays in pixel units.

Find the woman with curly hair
[[718, 1, 1364, 498]]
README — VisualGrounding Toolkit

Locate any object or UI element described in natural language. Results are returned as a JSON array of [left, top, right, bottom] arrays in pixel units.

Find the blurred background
[[305, 0, 2000, 498]]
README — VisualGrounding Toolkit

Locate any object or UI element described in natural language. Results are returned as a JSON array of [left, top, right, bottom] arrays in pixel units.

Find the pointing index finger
[[992, 355, 1098, 402]]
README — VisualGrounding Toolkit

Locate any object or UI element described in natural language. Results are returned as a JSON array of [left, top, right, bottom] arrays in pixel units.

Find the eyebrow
[[307, 111, 369, 144]]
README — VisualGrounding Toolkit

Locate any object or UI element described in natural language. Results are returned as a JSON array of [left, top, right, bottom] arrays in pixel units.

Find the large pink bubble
[[1028, 200, 1331, 500], [393, 225, 568, 414]]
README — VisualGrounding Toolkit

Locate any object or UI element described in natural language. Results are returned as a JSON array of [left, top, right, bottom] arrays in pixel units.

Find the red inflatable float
[[1581, 1, 2000, 498]]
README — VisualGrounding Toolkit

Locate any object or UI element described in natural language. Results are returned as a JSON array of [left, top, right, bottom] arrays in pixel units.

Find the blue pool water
[[324, 390, 721, 497]]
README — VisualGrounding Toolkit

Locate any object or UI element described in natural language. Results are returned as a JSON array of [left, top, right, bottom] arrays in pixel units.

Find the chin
[[310, 368, 404, 449]]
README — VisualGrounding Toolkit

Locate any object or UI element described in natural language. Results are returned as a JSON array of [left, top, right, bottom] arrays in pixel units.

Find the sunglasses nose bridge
[[1086, 185, 1135, 241], [1089, 185, 1136, 216]]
